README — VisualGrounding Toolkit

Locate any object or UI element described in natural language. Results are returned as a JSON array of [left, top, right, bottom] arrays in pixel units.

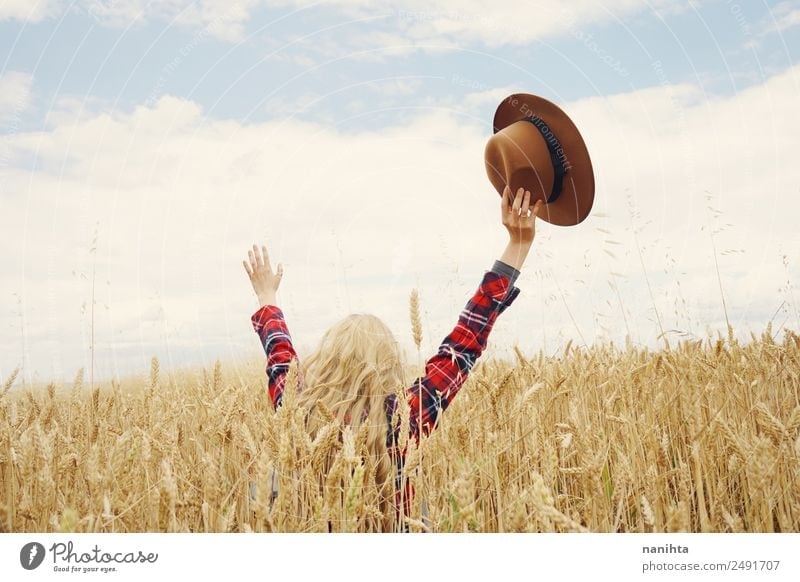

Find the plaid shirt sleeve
[[251, 304, 301, 410], [406, 269, 521, 440]]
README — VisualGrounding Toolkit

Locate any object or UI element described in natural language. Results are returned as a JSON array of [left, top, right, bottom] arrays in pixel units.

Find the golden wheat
[[409, 289, 423, 351], [1, 327, 799, 532]]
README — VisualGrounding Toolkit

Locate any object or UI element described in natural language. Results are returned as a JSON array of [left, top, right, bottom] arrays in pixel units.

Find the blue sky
[[1, 0, 799, 385], [0, 1, 795, 124]]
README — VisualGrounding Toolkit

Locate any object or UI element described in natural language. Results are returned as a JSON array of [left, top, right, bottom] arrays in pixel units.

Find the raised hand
[[498, 186, 543, 271], [243, 243, 283, 307], [501, 185, 543, 246]]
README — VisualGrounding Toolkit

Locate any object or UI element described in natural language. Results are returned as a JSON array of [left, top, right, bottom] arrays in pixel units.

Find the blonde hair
[[297, 313, 407, 531]]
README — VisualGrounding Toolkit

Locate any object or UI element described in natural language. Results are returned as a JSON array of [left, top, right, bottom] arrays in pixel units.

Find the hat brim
[[493, 93, 595, 226]]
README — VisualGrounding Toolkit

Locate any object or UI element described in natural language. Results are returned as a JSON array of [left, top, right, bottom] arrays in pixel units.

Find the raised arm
[[405, 187, 542, 440], [244, 243, 301, 409], [251, 304, 302, 409]]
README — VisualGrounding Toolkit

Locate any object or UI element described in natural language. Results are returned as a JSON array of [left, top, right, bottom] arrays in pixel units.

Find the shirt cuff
[[491, 259, 521, 287], [480, 270, 521, 313], [251, 304, 284, 335]]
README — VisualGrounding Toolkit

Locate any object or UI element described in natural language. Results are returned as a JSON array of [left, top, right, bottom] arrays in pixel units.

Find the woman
[[243, 186, 542, 531]]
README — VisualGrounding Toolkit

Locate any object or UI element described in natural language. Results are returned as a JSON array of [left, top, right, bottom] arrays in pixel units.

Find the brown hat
[[484, 93, 595, 226]]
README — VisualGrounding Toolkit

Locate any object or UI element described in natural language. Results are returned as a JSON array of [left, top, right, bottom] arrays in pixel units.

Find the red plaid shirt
[[251, 269, 520, 526]]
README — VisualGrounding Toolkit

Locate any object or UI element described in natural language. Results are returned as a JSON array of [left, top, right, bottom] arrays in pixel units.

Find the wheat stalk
[[409, 289, 423, 351]]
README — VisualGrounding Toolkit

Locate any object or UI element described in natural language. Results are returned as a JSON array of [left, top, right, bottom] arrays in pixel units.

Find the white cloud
[[0, 0, 60, 22], [75, 0, 262, 41], [2, 64, 800, 385], [0, 0, 707, 64], [19, 0, 700, 50], [764, 1, 800, 34], [269, 0, 690, 47], [1, 0, 262, 40], [245, 0, 697, 67], [0, 71, 33, 122], [742, 1, 800, 49]]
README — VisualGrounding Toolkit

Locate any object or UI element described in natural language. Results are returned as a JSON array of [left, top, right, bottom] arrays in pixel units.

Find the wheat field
[[1, 323, 799, 533]]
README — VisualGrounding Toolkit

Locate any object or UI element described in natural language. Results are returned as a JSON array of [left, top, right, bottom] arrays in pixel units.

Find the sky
[[1, 0, 799, 387]]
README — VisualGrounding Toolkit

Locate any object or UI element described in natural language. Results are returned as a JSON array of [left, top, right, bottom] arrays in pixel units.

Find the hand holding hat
[[502, 185, 543, 246]]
